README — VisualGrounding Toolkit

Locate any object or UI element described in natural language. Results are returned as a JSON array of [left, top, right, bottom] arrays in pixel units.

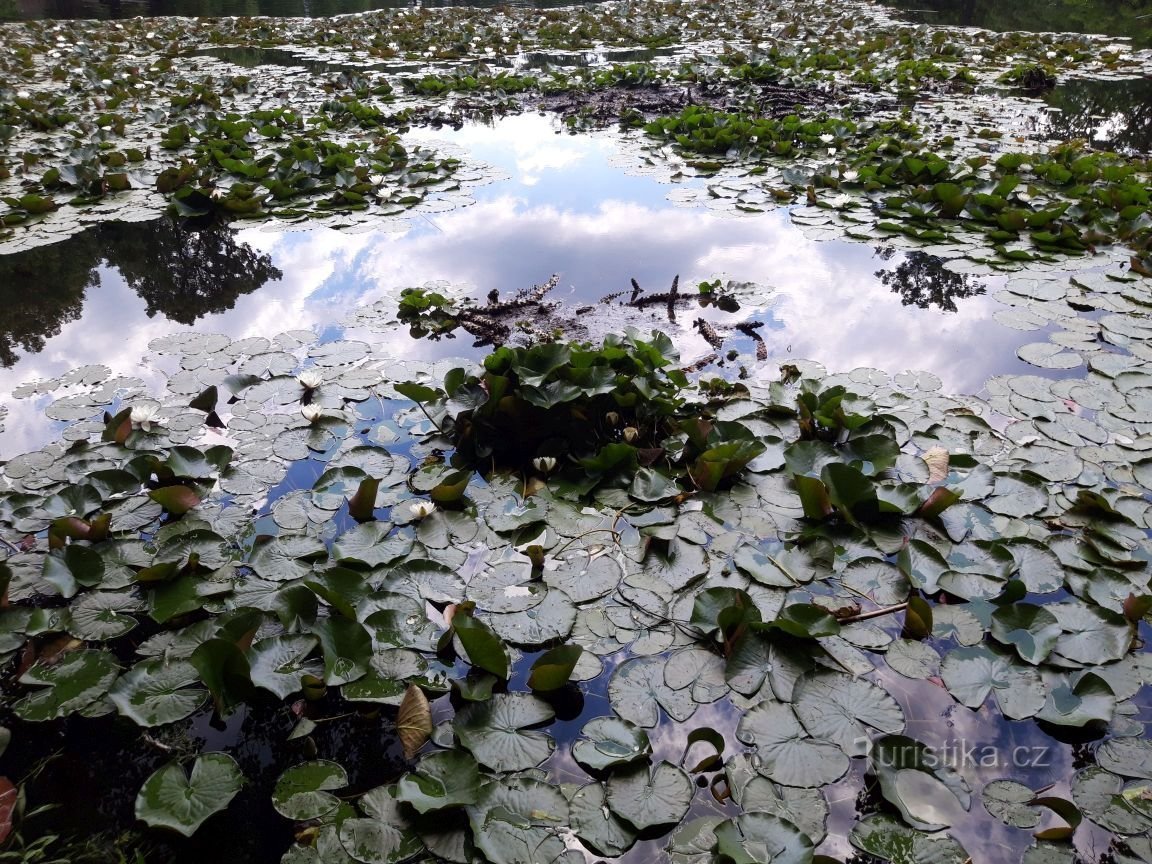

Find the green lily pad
[[273, 760, 348, 821], [14, 650, 120, 721], [135, 753, 243, 837]]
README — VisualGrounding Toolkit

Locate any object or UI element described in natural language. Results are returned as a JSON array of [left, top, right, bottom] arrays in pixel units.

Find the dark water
[[880, 0, 1152, 49]]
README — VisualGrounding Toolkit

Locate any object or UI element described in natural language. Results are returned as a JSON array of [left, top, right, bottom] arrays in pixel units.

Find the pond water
[[1, 1, 1151, 863], [0, 113, 1060, 455]]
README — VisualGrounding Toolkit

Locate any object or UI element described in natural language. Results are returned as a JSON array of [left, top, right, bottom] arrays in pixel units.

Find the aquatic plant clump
[[0, 314, 1148, 863]]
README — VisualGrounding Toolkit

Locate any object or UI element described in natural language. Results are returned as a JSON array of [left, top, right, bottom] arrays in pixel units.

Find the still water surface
[[0, 113, 1055, 455]]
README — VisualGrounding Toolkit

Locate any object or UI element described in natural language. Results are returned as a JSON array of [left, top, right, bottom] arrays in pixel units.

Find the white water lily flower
[[842, 169, 859, 181], [409, 501, 436, 519], [819, 133, 835, 144], [16, 90, 30, 99], [130, 403, 165, 432], [297, 369, 324, 390], [533, 456, 557, 474], [623, 427, 640, 443], [301, 404, 323, 423]]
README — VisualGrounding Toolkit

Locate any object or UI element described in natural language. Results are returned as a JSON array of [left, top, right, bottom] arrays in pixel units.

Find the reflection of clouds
[[3, 116, 1041, 458]]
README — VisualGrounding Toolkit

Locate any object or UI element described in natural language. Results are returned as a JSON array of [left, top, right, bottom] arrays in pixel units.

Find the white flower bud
[[301, 404, 323, 423], [533, 456, 557, 474], [623, 427, 639, 443]]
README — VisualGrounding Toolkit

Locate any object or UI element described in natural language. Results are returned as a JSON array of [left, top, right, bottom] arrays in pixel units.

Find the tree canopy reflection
[[874, 247, 986, 313], [880, 0, 1152, 49], [0, 217, 281, 367]]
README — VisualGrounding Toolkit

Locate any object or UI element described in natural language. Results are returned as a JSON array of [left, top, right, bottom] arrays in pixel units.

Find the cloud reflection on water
[[2, 114, 1043, 457]]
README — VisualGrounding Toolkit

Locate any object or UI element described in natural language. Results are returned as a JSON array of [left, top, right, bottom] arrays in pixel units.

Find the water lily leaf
[[190, 637, 255, 717], [465, 777, 569, 864], [868, 735, 971, 831], [486, 586, 575, 645], [885, 639, 940, 680], [985, 473, 1047, 518], [1072, 766, 1152, 835], [1035, 672, 1116, 727], [313, 616, 372, 686], [452, 607, 510, 679], [14, 650, 120, 721], [1096, 738, 1152, 780], [641, 537, 709, 592], [395, 751, 481, 814], [609, 656, 697, 728], [849, 813, 969, 864], [338, 787, 423, 864], [982, 779, 1041, 828], [940, 645, 1046, 720], [736, 701, 849, 788], [527, 644, 582, 691], [544, 552, 621, 602], [66, 590, 139, 640], [990, 604, 1061, 665], [135, 753, 243, 837], [467, 564, 546, 614], [712, 812, 814, 864], [794, 672, 905, 752], [273, 760, 348, 821], [249, 635, 322, 700], [149, 485, 201, 516], [569, 782, 637, 858], [249, 534, 327, 581], [109, 658, 206, 727], [606, 761, 693, 830], [571, 716, 652, 773], [630, 467, 681, 502], [842, 559, 910, 606], [455, 693, 555, 772], [149, 574, 232, 624], [1048, 602, 1133, 665]]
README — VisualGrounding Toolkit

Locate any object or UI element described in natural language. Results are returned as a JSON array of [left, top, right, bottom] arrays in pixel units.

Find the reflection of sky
[[2, 113, 1053, 455]]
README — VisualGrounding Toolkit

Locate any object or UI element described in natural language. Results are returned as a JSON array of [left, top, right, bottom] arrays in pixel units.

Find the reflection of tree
[[101, 217, 282, 325], [881, 0, 1152, 49], [1042, 77, 1152, 153], [0, 230, 100, 366], [874, 248, 985, 313], [0, 217, 281, 367]]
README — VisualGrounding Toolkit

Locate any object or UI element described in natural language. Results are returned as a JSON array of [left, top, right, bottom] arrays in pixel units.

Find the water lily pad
[[793, 672, 905, 752], [608, 655, 697, 728], [14, 650, 120, 721], [571, 716, 652, 772], [108, 658, 206, 727], [135, 753, 243, 837], [982, 779, 1041, 828], [606, 761, 693, 831], [940, 645, 1047, 719], [569, 782, 637, 857], [395, 751, 482, 814], [712, 812, 814, 864], [736, 701, 849, 788], [273, 760, 348, 821], [454, 693, 555, 772]]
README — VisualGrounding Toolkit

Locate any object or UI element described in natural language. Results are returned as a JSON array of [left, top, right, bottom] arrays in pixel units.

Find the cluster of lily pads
[[0, 288, 1148, 862], [1, 0, 1150, 258]]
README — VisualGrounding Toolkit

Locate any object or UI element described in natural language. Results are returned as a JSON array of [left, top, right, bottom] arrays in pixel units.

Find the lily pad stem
[[837, 602, 909, 624]]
